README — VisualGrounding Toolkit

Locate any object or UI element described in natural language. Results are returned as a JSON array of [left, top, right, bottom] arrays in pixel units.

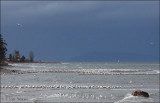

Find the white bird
[[17, 23, 22, 27], [150, 42, 154, 45]]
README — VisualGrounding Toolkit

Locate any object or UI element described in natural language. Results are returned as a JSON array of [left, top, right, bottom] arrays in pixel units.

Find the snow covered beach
[[1, 62, 159, 103]]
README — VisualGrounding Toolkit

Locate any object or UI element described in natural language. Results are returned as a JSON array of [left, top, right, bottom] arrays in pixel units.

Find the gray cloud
[[2, 1, 158, 19]]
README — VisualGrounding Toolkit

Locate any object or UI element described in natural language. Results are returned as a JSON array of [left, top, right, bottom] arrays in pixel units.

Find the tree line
[[9, 50, 34, 62], [0, 34, 35, 65]]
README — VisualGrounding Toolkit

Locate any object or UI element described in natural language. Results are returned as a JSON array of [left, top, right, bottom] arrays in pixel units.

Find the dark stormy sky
[[1, 1, 159, 62]]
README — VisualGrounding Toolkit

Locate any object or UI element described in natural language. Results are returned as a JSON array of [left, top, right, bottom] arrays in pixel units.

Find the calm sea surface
[[1, 62, 159, 103]]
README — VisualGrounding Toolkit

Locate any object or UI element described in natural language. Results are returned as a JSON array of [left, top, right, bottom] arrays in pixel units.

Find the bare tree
[[13, 50, 20, 62], [29, 51, 34, 62]]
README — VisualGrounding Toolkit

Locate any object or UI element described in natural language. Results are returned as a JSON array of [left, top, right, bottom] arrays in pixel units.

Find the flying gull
[[17, 23, 22, 27]]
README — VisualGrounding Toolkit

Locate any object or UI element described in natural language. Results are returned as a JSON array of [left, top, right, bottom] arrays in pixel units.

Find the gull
[[150, 42, 154, 45], [17, 23, 22, 27]]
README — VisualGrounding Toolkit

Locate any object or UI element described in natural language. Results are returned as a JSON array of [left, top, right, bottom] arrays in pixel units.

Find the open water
[[0, 62, 159, 103]]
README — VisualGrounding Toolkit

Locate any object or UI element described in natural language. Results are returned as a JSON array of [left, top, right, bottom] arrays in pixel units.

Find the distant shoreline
[[5, 61, 159, 64], [8, 61, 61, 64]]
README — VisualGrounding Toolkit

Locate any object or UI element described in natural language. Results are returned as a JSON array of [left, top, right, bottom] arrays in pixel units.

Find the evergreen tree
[[9, 54, 12, 61], [20, 56, 25, 62], [0, 34, 7, 62]]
